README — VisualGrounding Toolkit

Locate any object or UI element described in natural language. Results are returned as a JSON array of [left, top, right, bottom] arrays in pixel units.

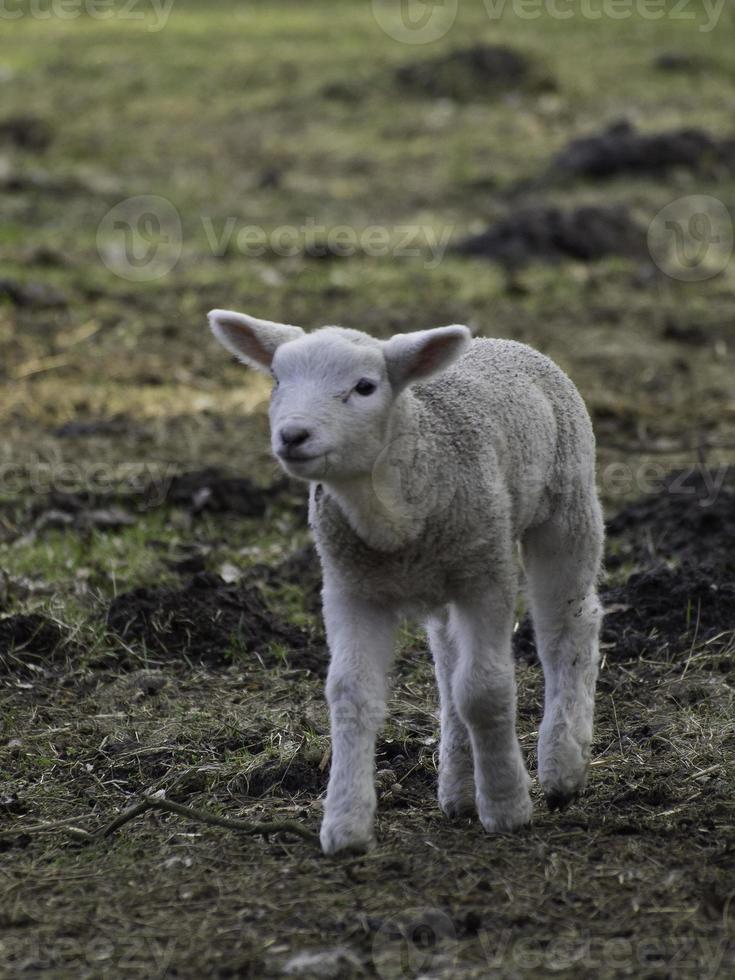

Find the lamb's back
[[413, 338, 595, 532]]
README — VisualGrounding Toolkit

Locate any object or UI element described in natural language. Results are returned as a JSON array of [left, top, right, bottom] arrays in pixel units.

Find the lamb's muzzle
[[208, 308, 604, 855]]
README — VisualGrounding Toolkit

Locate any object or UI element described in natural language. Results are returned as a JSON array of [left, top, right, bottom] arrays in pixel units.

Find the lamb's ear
[[383, 325, 472, 390], [208, 309, 304, 372]]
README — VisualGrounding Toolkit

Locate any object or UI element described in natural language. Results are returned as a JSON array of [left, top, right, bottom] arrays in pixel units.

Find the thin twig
[[95, 797, 319, 845], [0, 816, 96, 839], [96, 799, 155, 840], [1, 798, 319, 847]]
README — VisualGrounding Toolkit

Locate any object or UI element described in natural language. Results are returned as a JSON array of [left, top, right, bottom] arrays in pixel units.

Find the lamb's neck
[[320, 391, 429, 551]]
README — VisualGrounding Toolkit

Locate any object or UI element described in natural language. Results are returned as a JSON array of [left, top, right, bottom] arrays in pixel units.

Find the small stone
[[283, 946, 363, 978]]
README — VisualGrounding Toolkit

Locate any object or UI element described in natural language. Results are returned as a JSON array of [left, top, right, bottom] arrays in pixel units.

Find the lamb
[[208, 309, 604, 855]]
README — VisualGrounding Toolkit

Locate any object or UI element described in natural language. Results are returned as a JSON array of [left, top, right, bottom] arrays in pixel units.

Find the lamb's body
[[311, 339, 595, 612], [208, 310, 604, 855]]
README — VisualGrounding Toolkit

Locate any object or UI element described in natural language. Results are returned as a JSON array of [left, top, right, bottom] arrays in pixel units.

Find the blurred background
[[2, 0, 734, 493], [1, 2, 734, 977]]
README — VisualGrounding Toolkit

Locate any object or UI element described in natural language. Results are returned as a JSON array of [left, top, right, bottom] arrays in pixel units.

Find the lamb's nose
[[279, 424, 310, 448]]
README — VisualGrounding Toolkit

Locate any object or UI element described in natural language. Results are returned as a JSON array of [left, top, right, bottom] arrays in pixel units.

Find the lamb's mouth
[[277, 450, 327, 470]]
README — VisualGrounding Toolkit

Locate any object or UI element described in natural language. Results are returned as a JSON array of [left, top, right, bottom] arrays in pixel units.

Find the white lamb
[[208, 309, 604, 855]]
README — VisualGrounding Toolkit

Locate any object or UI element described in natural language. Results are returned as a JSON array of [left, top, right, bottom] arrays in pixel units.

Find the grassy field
[[1, 1, 735, 977]]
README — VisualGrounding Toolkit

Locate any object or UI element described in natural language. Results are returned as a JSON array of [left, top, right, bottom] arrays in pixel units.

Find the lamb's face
[[208, 309, 472, 486], [269, 333, 392, 482]]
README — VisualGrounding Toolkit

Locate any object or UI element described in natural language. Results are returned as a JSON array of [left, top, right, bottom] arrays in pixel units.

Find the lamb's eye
[[354, 378, 376, 397], [271, 372, 279, 387]]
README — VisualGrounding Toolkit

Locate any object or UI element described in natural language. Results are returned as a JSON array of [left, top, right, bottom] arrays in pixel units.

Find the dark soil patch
[[606, 467, 735, 575], [660, 317, 708, 345], [512, 616, 537, 663], [0, 613, 78, 676], [516, 469, 735, 664], [395, 44, 553, 102], [0, 115, 53, 151], [376, 736, 436, 806], [159, 467, 288, 517], [602, 564, 735, 660], [0, 277, 68, 309], [548, 120, 735, 180], [16, 469, 305, 536], [249, 544, 323, 617], [653, 52, 707, 73], [454, 205, 646, 267], [244, 756, 325, 799], [106, 572, 325, 673], [321, 80, 364, 103], [145, 468, 306, 520]]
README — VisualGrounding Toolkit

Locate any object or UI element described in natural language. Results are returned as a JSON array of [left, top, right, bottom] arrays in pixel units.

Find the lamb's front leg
[[320, 587, 398, 855], [426, 613, 475, 818], [450, 590, 532, 833]]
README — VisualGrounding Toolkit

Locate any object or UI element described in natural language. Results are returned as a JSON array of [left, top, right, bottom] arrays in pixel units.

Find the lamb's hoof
[[478, 790, 533, 834], [438, 775, 476, 819], [320, 817, 375, 856], [545, 788, 579, 811], [539, 757, 588, 811], [538, 733, 591, 811], [439, 796, 476, 820]]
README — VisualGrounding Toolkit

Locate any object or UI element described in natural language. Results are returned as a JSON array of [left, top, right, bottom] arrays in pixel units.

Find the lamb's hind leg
[[450, 588, 532, 833], [426, 612, 475, 818], [522, 498, 604, 809]]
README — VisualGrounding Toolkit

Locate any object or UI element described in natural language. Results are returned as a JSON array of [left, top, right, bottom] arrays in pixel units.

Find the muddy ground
[[1, 469, 734, 980], [1, 3, 735, 979]]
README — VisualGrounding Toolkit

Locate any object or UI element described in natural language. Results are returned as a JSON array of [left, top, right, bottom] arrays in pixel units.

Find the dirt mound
[[0, 278, 68, 309], [395, 44, 553, 101], [549, 120, 735, 180], [18, 469, 305, 536], [606, 467, 735, 575], [0, 613, 77, 676], [249, 544, 323, 617], [454, 205, 645, 267], [159, 467, 277, 517], [107, 572, 325, 673], [515, 561, 734, 665], [515, 469, 735, 664], [244, 756, 326, 799], [0, 115, 53, 151], [653, 52, 706, 73], [602, 564, 735, 661]]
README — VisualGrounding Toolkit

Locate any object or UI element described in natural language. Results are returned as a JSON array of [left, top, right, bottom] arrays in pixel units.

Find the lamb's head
[[208, 309, 471, 482]]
